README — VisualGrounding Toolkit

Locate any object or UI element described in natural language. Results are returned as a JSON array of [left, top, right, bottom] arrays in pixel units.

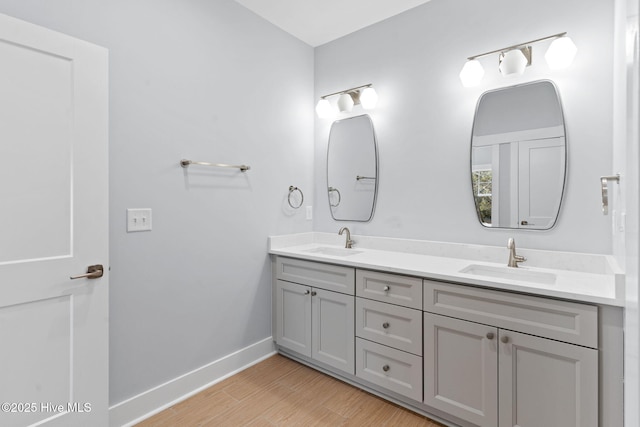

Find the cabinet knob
[[304, 290, 310, 295], [382, 322, 390, 329], [311, 291, 317, 296], [382, 364, 390, 372], [486, 332, 494, 340], [501, 335, 510, 344], [383, 285, 390, 292]]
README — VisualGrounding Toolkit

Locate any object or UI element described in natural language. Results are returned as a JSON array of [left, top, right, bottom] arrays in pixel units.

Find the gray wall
[[314, 0, 614, 254], [0, 0, 314, 404]]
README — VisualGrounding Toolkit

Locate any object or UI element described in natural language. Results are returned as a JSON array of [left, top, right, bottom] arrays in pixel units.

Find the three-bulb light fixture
[[459, 32, 577, 87], [315, 84, 378, 118]]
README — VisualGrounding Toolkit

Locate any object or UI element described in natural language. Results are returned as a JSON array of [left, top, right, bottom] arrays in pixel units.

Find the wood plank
[[135, 354, 445, 426]]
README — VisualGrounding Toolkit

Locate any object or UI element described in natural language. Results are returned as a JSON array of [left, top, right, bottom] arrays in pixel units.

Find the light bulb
[[359, 87, 378, 109], [499, 49, 528, 76], [545, 36, 577, 69], [315, 98, 334, 118], [459, 60, 484, 87], [337, 93, 354, 112]]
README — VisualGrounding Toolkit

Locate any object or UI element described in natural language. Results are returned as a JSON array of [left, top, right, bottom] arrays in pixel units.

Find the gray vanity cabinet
[[274, 257, 355, 375], [272, 256, 613, 427], [354, 270, 423, 401], [423, 280, 599, 427]]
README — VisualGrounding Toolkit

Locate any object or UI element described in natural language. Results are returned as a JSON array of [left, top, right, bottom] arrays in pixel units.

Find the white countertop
[[269, 232, 625, 307]]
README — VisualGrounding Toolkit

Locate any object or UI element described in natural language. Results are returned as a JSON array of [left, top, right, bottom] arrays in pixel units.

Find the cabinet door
[[499, 330, 598, 427], [312, 288, 355, 374], [275, 280, 311, 357], [424, 313, 498, 427]]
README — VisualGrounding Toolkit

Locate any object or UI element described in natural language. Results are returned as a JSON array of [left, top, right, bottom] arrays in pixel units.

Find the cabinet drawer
[[356, 270, 422, 309], [356, 338, 422, 401], [356, 298, 422, 355], [276, 257, 355, 295], [423, 280, 598, 348]]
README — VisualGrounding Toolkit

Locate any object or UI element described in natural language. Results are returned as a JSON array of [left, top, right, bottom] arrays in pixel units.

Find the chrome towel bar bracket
[[180, 159, 250, 172], [601, 174, 620, 215]]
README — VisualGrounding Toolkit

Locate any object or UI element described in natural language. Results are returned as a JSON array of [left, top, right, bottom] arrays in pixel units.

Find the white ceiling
[[233, 0, 432, 47]]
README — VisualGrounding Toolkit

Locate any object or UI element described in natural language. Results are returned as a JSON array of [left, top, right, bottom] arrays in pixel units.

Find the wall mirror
[[327, 114, 378, 222], [471, 80, 566, 230]]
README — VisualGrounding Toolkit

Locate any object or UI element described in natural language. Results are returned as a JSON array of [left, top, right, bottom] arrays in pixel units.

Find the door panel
[[0, 38, 73, 264], [424, 313, 498, 427], [0, 13, 108, 427], [276, 280, 312, 357], [499, 330, 598, 427], [518, 137, 565, 228], [312, 288, 354, 374]]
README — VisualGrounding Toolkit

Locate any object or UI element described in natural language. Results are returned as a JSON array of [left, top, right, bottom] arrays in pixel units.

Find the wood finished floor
[[136, 354, 446, 426]]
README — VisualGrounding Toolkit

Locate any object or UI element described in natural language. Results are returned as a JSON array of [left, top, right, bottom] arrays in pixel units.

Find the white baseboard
[[109, 337, 276, 427]]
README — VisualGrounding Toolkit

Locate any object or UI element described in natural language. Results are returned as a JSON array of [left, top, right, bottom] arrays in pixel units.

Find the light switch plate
[[127, 208, 152, 232]]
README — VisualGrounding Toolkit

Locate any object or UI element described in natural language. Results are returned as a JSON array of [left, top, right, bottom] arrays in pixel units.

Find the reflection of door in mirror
[[327, 114, 378, 222], [471, 80, 566, 230]]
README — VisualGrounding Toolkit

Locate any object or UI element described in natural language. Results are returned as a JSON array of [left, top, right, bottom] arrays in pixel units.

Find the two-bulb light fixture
[[315, 84, 378, 118], [459, 32, 577, 87]]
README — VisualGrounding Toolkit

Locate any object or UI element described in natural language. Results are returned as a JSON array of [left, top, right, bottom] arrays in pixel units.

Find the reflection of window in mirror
[[472, 169, 492, 225]]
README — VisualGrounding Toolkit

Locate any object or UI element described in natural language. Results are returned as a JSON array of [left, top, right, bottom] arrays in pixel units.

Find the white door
[[0, 14, 108, 427], [518, 137, 565, 228]]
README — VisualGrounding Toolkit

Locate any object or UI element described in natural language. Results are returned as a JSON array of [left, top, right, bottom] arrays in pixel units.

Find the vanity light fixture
[[460, 32, 576, 87], [545, 36, 578, 69], [459, 59, 485, 88], [498, 47, 531, 77], [315, 98, 333, 118], [315, 84, 378, 118], [337, 93, 355, 112]]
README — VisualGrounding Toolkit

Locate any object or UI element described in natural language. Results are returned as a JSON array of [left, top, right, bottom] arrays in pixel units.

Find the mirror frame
[[469, 80, 568, 230], [327, 114, 379, 222]]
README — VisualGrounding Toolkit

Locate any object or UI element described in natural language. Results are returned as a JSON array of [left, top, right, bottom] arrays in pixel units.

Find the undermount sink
[[459, 264, 557, 285], [304, 246, 363, 257]]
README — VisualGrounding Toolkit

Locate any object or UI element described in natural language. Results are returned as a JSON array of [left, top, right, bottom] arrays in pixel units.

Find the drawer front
[[356, 270, 422, 309], [356, 338, 422, 401], [276, 257, 355, 295], [356, 298, 422, 355], [423, 280, 598, 348]]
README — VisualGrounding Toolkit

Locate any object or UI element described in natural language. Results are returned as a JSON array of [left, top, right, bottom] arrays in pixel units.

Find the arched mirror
[[327, 114, 378, 222], [471, 80, 566, 230]]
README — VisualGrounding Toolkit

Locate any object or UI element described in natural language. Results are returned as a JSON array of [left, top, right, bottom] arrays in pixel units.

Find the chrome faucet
[[338, 227, 354, 249], [507, 238, 526, 268]]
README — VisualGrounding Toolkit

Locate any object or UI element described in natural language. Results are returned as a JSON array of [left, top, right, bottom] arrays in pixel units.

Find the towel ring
[[288, 186, 304, 209], [328, 187, 341, 207]]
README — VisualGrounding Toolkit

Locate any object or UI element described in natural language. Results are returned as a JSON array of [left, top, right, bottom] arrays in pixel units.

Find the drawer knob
[[311, 291, 317, 296], [501, 335, 510, 344], [383, 285, 390, 292], [382, 364, 390, 372], [382, 322, 390, 329], [486, 332, 494, 340], [304, 290, 310, 295]]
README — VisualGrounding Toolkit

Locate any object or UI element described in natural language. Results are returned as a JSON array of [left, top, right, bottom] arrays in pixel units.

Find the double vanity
[[269, 232, 624, 427]]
